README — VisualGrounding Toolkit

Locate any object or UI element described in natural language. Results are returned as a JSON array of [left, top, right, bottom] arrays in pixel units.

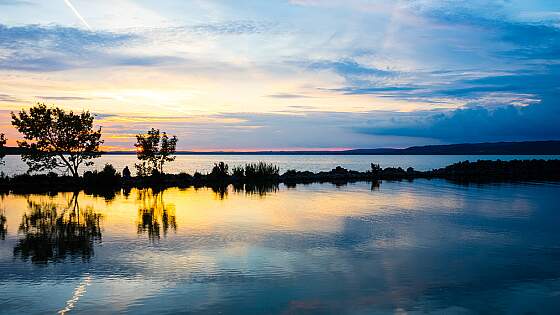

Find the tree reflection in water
[[0, 209, 6, 241], [244, 182, 279, 197], [210, 184, 228, 200], [214, 183, 279, 200], [137, 189, 177, 241], [0, 194, 6, 240], [13, 193, 102, 264]]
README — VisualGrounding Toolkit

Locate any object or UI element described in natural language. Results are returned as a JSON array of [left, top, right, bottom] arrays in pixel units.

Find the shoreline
[[1, 159, 559, 195], [3, 140, 560, 156]]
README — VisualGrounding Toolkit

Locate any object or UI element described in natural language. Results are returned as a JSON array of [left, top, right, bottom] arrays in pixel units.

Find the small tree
[[11, 103, 103, 177], [0, 133, 6, 165], [135, 128, 177, 175]]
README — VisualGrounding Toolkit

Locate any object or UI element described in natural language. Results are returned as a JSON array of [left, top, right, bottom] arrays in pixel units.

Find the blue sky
[[0, 0, 559, 150]]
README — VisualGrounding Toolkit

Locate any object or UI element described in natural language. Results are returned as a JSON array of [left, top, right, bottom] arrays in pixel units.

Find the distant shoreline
[[4, 140, 560, 156]]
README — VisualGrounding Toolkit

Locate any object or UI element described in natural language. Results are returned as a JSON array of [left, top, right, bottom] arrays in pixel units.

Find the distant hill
[[348, 141, 560, 155], [3, 147, 26, 155], [3, 140, 560, 155]]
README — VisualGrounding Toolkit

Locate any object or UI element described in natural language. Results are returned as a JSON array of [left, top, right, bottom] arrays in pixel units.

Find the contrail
[[63, 0, 92, 31]]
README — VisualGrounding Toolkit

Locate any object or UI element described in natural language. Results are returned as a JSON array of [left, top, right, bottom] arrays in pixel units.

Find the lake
[[2, 154, 560, 176], [1, 179, 560, 314]]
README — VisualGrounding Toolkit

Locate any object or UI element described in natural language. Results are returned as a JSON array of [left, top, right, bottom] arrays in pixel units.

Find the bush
[[100, 164, 118, 177], [232, 165, 244, 178], [178, 172, 192, 181], [331, 166, 348, 174], [283, 169, 297, 177], [370, 163, 382, 176], [210, 162, 229, 178], [84, 163, 121, 186], [244, 162, 279, 180]]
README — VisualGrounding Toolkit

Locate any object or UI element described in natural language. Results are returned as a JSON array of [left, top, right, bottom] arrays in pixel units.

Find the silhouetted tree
[[0, 133, 6, 165], [11, 104, 103, 177], [134, 128, 177, 176]]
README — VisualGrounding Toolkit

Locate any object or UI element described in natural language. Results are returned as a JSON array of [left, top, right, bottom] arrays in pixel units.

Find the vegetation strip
[[1, 159, 559, 194]]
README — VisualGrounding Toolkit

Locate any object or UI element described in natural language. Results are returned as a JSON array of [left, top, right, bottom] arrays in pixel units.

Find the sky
[[0, 0, 559, 151]]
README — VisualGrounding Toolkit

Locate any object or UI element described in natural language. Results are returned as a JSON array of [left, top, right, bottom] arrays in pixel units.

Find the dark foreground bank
[[1, 159, 559, 194]]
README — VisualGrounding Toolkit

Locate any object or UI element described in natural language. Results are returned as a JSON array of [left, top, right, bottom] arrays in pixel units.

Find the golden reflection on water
[[0, 184, 464, 240]]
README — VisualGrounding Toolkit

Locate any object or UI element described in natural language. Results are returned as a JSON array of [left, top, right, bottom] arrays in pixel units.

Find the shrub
[[283, 169, 297, 177], [244, 162, 279, 180], [84, 163, 121, 186], [210, 162, 229, 178], [331, 166, 348, 174], [232, 165, 244, 178], [178, 172, 192, 181], [370, 163, 382, 176]]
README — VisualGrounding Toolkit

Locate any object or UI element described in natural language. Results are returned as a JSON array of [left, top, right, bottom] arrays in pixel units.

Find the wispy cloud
[[266, 93, 313, 99], [35, 95, 94, 101], [0, 24, 192, 71], [0, 0, 32, 5], [0, 93, 21, 102], [307, 60, 395, 78]]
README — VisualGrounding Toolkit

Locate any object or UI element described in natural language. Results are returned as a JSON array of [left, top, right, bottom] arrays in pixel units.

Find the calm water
[[1, 180, 560, 314], [2, 154, 560, 176]]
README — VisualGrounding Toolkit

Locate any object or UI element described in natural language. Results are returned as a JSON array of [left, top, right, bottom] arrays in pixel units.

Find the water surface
[[3, 154, 560, 176], [1, 180, 560, 314]]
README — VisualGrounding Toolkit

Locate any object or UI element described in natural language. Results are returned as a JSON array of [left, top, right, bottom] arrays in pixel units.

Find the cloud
[[410, 1, 560, 61], [353, 61, 560, 142], [35, 96, 93, 101], [94, 110, 434, 150], [0, 24, 132, 51], [188, 20, 278, 36], [0, 20, 278, 73], [0, 0, 32, 5], [307, 60, 395, 78], [0, 23, 137, 71], [356, 95, 560, 142], [266, 93, 313, 99], [0, 23, 196, 72], [0, 93, 21, 102], [329, 86, 419, 95]]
